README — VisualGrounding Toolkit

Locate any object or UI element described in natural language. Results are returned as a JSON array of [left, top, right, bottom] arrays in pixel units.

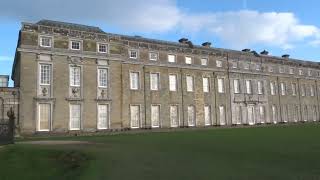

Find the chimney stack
[[202, 42, 212, 48], [260, 50, 269, 55], [282, 54, 290, 58]]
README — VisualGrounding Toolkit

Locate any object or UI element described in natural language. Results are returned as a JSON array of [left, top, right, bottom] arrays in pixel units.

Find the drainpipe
[[180, 68, 185, 127], [226, 53, 233, 125], [143, 65, 147, 129]]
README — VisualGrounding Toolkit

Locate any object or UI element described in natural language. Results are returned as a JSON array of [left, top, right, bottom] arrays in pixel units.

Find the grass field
[[1, 124, 320, 180]]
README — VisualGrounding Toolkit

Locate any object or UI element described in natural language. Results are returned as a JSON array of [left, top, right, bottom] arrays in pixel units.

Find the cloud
[[0, 1, 319, 49], [179, 10, 320, 49], [0, 56, 13, 61]]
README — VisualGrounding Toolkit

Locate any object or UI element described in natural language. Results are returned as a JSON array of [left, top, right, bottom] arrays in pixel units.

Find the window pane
[[185, 57, 192, 64], [149, 53, 158, 61], [130, 50, 138, 58], [40, 64, 51, 85], [168, 55, 176, 62], [70, 67, 81, 86], [169, 74, 177, 91], [218, 78, 224, 93], [98, 68, 108, 87], [170, 105, 179, 127], [150, 73, 159, 90], [70, 104, 81, 130], [130, 72, 139, 90], [130, 105, 140, 128], [187, 106, 195, 126], [151, 105, 160, 127], [186, 76, 194, 92], [39, 104, 50, 130], [216, 60, 222, 67], [201, 58, 208, 66], [246, 80, 251, 94], [258, 81, 263, 94], [40, 37, 51, 47], [203, 77, 209, 92], [98, 104, 108, 129], [98, 44, 107, 53], [234, 79, 240, 93], [219, 106, 225, 125], [204, 105, 211, 126]]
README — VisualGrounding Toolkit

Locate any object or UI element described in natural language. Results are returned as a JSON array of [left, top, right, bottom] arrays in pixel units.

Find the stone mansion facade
[[11, 20, 320, 134]]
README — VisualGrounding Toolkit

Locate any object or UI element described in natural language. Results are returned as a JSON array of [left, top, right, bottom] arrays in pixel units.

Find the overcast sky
[[1, 0, 320, 85]]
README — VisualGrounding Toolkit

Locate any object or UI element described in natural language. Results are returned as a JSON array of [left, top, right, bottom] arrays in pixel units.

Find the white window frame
[[259, 106, 265, 123], [39, 64, 51, 85], [219, 105, 226, 125], [169, 74, 177, 92], [149, 52, 158, 61], [97, 104, 110, 130], [69, 65, 81, 87], [130, 71, 140, 90], [270, 82, 276, 95], [39, 35, 52, 48], [69, 104, 81, 130], [170, 105, 179, 127], [257, 81, 263, 95], [301, 84, 306, 96], [233, 79, 240, 94], [232, 61, 238, 69], [185, 56, 192, 64], [37, 103, 52, 131], [150, 73, 160, 91], [204, 105, 211, 126], [69, 40, 81, 50], [245, 80, 252, 94], [218, 78, 224, 93], [97, 43, 108, 53], [256, 64, 261, 71], [151, 104, 161, 128], [280, 82, 286, 96], [308, 70, 312, 76], [272, 105, 277, 124], [279, 67, 285, 73], [202, 77, 210, 93], [129, 49, 138, 59], [244, 63, 250, 70], [130, 105, 141, 129], [168, 54, 176, 63], [216, 60, 222, 67], [201, 58, 208, 66], [291, 83, 296, 96], [187, 105, 196, 127], [186, 75, 194, 92], [289, 68, 294, 74], [299, 69, 304, 75], [98, 68, 108, 88]]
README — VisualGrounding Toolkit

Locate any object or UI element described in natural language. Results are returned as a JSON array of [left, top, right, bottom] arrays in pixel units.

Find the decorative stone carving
[[72, 88, 79, 97], [68, 56, 83, 64], [42, 87, 48, 96], [101, 89, 106, 98]]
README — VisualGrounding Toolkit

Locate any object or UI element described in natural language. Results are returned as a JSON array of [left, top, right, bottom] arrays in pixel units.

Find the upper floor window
[[40, 36, 52, 48], [256, 64, 261, 71], [149, 52, 158, 61], [203, 77, 210, 93], [150, 73, 160, 90], [129, 50, 138, 59], [98, 68, 108, 88], [279, 67, 285, 73], [232, 61, 238, 69], [40, 64, 51, 85], [130, 72, 139, 90], [70, 66, 81, 87], [218, 78, 224, 93], [270, 82, 276, 95], [98, 43, 108, 53], [299, 69, 304, 75], [186, 75, 194, 92], [244, 63, 250, 70], [233, 79, 240, 94], [70, 40, 81, 50], [280, 82, 286, 95], [245, 80, 252, 94], [169, 74, 177, 91], [168, 54, 176, 63], [289, 68, 294, 74], [201, 58, 208, 66], [308, 70, 312, 76], [216, 60, 222, 67], [268, 66, 273, 72], [291, 83, 297, 96], [257, 81, 264, 95], [185, 56, 192, 64], [0, 77, 8, 87]]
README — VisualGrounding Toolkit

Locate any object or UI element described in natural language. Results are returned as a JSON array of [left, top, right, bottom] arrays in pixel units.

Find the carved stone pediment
[[68, 56, 83, 64], [96, 59, 109, 66]]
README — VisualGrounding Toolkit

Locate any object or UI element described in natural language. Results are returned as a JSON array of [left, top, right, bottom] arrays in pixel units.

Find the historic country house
[[2, 20, 320, 135]]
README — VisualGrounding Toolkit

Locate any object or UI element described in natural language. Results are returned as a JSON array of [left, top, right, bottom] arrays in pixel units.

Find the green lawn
[[1, 124, 320, 180]]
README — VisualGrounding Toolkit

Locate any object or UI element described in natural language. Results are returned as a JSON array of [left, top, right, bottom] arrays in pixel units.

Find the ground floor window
[[294, 105, 299, 122], [130, 105, 140, 128], [235, 106, 242, 125], [70, 104, 81, 130], [170, 105, 179, 127], [151, 105, 160, 128], [272, 105, 277, 124], [247, 106, 255, 125], [187, 105, 195, 126], [204, 105, 211, 126], [219, 105, 226, 125], [98, 104, 109, 129], [38, 103, 51, 131], [259, 106, 265, 123], [303, 105, 308, 122]]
